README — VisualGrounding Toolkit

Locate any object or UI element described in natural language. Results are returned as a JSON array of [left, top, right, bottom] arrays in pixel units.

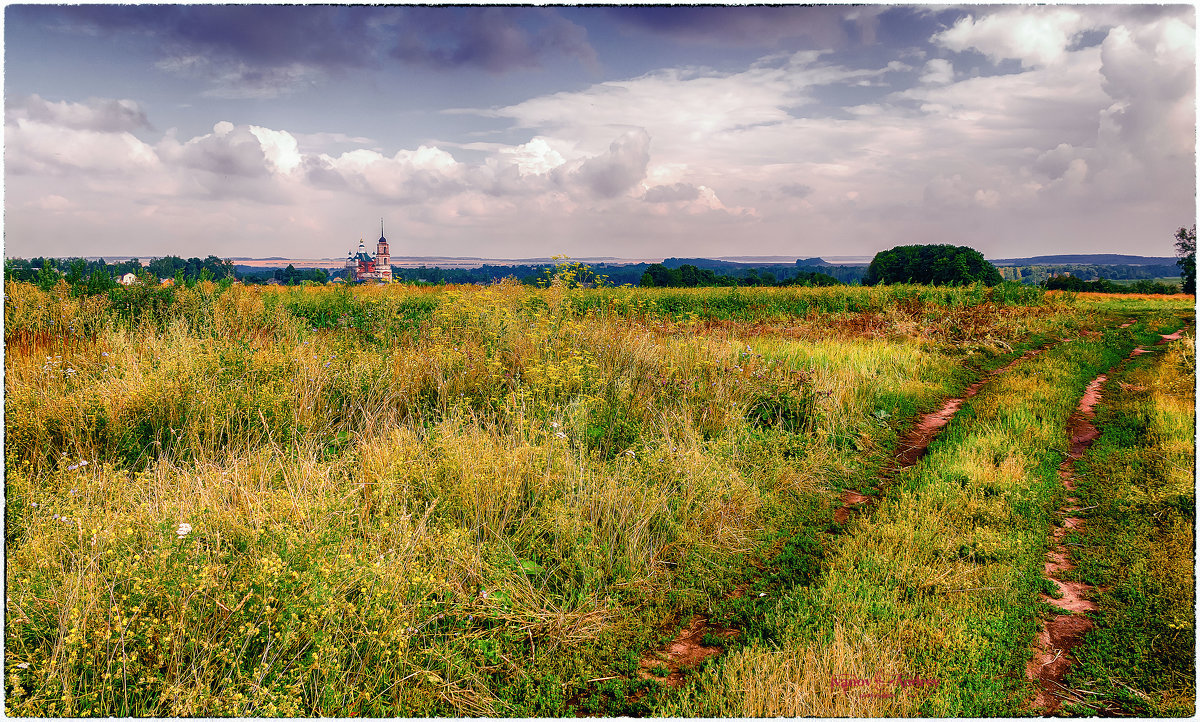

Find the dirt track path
[[836, 343, 1054, 522], [1027, 325, 1190, 714], [638, 342, 1058, 692], [623, 322, 1191, 711]]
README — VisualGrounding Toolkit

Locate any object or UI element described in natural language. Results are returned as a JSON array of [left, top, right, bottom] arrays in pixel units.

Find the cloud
[[391, 7, 596, 73], [6, 94, 150, 133], [555, 129, 651, 199], [291, 131, 375, 151], [161, 121, 272, 178], [159, 57, 327, 100], [919, 58, 954, 85], [777, 183, 815, 199], [248, 126, 302, 174], [30, 194, 73, 212], [934, 6, 1089, 67], [499, 137, 567, 175], [26, 4, 596, 95], [44, 5, 379, 70], [311, 145, 467, 203], [5, 118, 159, 176], [643, 182, 701, 203], [4, 6, 1194, 261], [605, 6, 885, 48]]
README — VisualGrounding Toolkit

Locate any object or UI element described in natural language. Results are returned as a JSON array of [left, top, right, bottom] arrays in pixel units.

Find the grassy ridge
[[3, 277, 1191, 716]]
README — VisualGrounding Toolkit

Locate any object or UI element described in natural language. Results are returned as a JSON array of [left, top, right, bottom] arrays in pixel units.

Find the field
[[4, 273, 1194, 716]]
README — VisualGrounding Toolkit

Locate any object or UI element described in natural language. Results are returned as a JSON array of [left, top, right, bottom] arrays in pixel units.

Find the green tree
[[642, 263, 680, 287], [1174, 225, 1195, 294], [85, 268, 117, 295], [678, 264, 700, 287], [863, 244, 1002, 286], [65, 259, 87, 288], [36, 259, 60, 291], [148, 255, 186, 280]]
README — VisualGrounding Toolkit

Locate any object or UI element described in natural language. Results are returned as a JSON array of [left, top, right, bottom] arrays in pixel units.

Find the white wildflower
[[176, 523, 192, 538]]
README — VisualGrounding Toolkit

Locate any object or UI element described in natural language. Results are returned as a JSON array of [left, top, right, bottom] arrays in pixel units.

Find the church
[[345, 220, 393, 282]]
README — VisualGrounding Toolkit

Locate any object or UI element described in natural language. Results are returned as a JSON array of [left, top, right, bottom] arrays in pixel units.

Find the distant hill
[[990, 254, 1177, 266]]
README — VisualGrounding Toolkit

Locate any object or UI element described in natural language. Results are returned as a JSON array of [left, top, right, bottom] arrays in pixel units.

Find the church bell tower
[[375, 218, 392, 281]]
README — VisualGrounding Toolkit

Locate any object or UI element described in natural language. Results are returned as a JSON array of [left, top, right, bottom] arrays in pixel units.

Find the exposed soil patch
[[1065, 375, 1106, 460], [833, 490, 872, 523], [1030, 323, 1191, 713], [893, 346, 1049, 468], [831, 345, 1054, 526], [636, 616, 737, 688], [1029, 364, 1110, 713]]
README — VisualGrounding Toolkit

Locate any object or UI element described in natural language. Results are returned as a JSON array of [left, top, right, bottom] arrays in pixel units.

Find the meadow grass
[[3, 277, 1191, 716]]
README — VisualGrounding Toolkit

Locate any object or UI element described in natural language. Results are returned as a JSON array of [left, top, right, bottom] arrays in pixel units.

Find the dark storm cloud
[[20, 4, 595, 83], [32, 5, 379, 70], [389, 7, 596, 73], [603, 6, 884, 48]]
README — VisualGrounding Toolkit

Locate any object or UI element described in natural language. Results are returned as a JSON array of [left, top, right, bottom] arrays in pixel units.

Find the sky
[[3, 3, 1196, 261]]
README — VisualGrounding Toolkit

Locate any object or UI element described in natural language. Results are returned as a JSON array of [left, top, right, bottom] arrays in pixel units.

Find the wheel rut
[[602, 324, 1185, 714], [836, 343, 1054, 522], [1027, 323, 1190, 714], [634, 343, 1055, 700]]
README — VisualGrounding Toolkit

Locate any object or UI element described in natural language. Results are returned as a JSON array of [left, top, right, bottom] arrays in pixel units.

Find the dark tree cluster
[[1175, 225, 1196, 294], [6, 255, 237, 292], [145, 255, 237, 281], [637, 263, 838, 288], [1041, 275, 1179, 294], [264, 264, 328, 285], [862, 245, 1002, 286]]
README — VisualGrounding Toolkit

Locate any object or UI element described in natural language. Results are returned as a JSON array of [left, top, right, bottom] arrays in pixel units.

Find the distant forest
[[385, 259, 860, 287], [4, 252, 1186, 293]]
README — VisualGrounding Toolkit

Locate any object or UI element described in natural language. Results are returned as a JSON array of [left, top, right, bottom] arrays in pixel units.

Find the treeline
[[237, 264, 330, 285], [6, 255, 236, 288], [636, 263, 838, 288], [389, 260, 858, 287], [1000, 263, 1182, 285], [1041, 275, 1180, 294]]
